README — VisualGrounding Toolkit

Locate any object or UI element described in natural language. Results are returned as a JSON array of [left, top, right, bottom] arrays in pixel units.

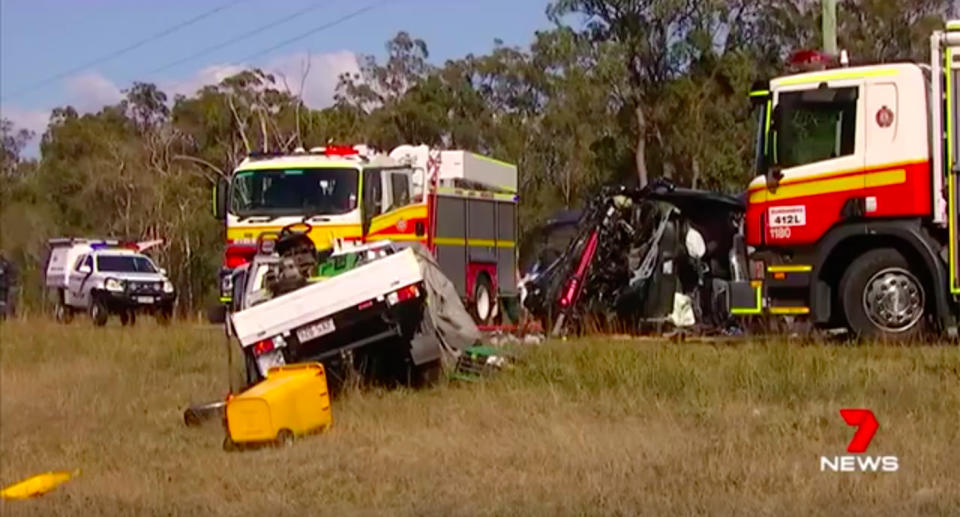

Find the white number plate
[[137, 296, 154, 304], [768, 205, 806, 227], [296, 318, 336, 342]]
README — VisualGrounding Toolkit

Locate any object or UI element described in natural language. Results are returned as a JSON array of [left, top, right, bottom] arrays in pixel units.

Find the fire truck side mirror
[[767, 165, 784, 188], [214, 178, 228, 220]]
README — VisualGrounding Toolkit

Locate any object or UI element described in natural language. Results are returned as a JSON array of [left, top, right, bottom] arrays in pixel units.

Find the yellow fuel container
[[224, 362, 332, 450]]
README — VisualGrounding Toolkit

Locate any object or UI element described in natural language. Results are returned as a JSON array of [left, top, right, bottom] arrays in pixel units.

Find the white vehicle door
[[66, 255, 93, 307]]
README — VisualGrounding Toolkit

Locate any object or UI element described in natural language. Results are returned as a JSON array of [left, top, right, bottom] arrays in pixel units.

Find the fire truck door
[[766, 82, 865, 245]]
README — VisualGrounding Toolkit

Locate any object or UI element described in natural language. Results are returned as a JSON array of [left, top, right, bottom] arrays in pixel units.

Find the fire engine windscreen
[[775, 87, 857, 168], [230, 168, 359, 216], [97, 256, 158, 273]]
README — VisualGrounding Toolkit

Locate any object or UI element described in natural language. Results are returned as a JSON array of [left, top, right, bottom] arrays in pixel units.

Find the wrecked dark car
[[520, 179, 747, 336]]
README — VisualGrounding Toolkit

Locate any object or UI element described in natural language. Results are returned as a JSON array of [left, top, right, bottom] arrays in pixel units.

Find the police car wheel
[[89, 299, 108, 327], [55, 302, 74, 324]]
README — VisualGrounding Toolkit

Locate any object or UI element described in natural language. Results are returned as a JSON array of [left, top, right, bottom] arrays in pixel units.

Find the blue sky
[[1, 0, 555, 153]]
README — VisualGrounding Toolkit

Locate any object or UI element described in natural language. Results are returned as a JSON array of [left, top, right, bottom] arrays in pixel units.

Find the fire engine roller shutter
[[467, 198, 497, 269], [497, 201, 518, 294], [952, 59, 960, 292], [435, 195, 468, 295]]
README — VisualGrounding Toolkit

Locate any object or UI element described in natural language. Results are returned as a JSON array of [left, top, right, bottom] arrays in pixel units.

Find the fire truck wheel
[[473, 274, 495, 325], [840, 248, 927, 341], [89, 298, 109, 327]]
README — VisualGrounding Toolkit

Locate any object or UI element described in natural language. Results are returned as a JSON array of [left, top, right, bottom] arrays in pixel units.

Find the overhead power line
[[146, 0, 330, 75], [1, 0, 251, 101], [238, 0, 392, 63]]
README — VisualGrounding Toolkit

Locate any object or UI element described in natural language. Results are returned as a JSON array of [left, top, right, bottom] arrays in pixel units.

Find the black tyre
[[89, 298, 109, 327], [120, 311, 136, 326], [55, 301, 74, 324], [839, 248, 927, 341], [472, 274, 496, 325]]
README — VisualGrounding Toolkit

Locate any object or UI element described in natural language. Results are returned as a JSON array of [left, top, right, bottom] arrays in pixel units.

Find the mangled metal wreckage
[[226, 228, 482, 389], [521, 179, 748, 336]]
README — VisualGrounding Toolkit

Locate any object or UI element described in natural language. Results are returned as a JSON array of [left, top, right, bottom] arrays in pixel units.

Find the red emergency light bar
[[787, 49, 836, 72], [323, 145, 360, 156]]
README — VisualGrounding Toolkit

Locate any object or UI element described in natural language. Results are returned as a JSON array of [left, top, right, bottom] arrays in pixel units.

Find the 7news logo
[[820, 409, 899, 473]]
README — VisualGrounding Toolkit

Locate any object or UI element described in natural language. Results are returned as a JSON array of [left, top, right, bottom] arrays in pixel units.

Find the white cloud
[[0, 105, 50, 158], [162, 63, 248, 98], [265, 51, 359, 108], [162, 51, 360, 109], [0, 105, 49, 136], [65, 72, 123, 113], [0, 51, 361, 158]]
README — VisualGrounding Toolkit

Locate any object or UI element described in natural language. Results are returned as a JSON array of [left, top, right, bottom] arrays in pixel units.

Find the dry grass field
[[1, 319, 959, 516]]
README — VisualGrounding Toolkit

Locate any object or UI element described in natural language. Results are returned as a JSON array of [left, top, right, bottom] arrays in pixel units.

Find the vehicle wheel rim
[[477, 287, 490, 321], [861, 267, 924, 333]]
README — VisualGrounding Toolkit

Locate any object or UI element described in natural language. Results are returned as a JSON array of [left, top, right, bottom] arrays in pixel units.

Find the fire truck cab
[[730, 21, 960, 340]]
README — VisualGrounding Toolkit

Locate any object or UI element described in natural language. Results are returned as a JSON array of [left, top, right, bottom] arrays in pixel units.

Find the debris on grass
[[1, 469, 79, 500]]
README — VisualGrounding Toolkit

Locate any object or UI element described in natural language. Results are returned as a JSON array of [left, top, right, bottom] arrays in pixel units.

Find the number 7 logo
[[840, 409, 879, 453]]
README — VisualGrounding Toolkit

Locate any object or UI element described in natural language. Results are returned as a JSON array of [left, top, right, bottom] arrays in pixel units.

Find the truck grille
[[126, 281, 162, 294]]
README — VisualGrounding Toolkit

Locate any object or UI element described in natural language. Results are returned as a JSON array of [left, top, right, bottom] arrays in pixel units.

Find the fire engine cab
[[730, 21, 960, 340]]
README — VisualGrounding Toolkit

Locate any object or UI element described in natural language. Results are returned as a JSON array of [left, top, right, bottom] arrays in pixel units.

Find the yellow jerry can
[[224, 362, 331, 450]]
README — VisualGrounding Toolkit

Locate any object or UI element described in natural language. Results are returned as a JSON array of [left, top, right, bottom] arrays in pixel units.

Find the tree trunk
[[635, 104, 648, 187]]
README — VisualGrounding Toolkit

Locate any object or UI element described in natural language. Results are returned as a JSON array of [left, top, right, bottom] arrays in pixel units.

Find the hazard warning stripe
[[749, 169, 906, 204]]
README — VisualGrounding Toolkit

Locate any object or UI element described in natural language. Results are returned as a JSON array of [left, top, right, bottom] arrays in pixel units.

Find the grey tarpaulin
[[408, 243, 481, 363]]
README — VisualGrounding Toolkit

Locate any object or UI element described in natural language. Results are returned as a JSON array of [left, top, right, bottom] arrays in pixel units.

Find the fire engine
[[728, 21, 960, 340], [212, 144, 519, 325]]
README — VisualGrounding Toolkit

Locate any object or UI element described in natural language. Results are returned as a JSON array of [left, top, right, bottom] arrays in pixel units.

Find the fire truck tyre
[[840, 248, 927, 340], [55, 301, 74, 324], [89, 298, 109, 327], [473, 274, 495, 325], [120, 310, 136, 326]]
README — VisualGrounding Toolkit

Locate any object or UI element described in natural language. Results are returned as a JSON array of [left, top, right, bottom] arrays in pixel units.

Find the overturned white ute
[[227, 238, 479, 389]]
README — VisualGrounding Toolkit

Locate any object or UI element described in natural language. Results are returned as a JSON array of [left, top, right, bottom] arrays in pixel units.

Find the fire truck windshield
[[230, 168, 359, 217]]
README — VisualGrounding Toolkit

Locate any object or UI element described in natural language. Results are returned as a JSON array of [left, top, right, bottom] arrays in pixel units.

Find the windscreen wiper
[[302, 212, 332, 223], [237, 215, 277, 223]]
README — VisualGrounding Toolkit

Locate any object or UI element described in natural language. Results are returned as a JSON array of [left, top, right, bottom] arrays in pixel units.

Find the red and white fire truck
[[212, 144, 519, 325], [729, 21, 960, 340]]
